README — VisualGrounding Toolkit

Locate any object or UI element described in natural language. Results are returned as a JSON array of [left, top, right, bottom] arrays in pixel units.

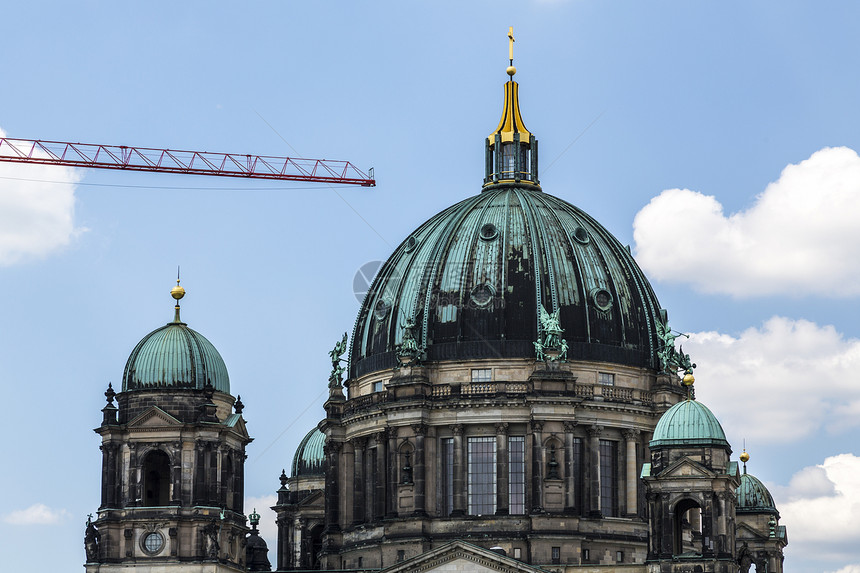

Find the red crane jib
[[0, 137, 375, 186]]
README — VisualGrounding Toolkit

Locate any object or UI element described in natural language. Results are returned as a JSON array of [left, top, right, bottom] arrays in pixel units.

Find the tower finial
[[740, 441, 749, 474], [507, 27, 516, 77], [170, 269, 186, 323]]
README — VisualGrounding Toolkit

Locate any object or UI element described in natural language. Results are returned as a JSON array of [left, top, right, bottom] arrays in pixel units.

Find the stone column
[[563, 421, 577, 514], [352, 437, 366, 525], [374, 430, 387, 520], [530, 420, 544, 513], [411, 424, 427, 516], [586, 425, 602, 517], [323, 441, 341, 532], [623, 429, 640, 516], [387, 428, 398, 518], [451, 424, 465, 516], [128, 443, 139, 506], [495, 423, 509, 515]]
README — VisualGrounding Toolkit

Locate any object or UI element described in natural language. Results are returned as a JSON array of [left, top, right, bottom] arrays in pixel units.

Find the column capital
[[411, 423, 428, 436], [530, 419, 544, 432], [586, 424, 603, 437], [323, 441, 342, 455], [495, 422, 509, 435], [350, 436, 367, 449], [374, 429, 388, 443], [622, 428, 641, 440], [450, 424, 464, 436], [563, 421, 578, 433]]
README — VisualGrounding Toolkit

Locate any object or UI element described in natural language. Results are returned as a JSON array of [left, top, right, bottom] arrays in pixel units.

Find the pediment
[[736, 521, 768, 542], [659, 457, 715, 479], [128, 406, 181, 428], [382, 540, 543, 573], [298, 489, 324, 508], [224, 414, 250, 439]]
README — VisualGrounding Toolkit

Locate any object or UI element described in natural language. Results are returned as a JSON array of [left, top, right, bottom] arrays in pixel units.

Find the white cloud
[[2, 503, 70, 525], [687, 316, 860, 443], [245, 494, 278, 554], [777, 455, 860, 565], [633, 146, 860, 297], [0, 128, 86, 266]]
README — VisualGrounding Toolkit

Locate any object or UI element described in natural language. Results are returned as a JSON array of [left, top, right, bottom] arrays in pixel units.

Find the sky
[[1, 2, 859, 572]]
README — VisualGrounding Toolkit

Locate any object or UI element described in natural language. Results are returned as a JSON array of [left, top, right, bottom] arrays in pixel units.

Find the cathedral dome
[[349, 186, 664, 378], [737, 471, 778, 514], [121, 285, 230, 393], [291, 427, 326, 477], [650, 398, 729, 448]]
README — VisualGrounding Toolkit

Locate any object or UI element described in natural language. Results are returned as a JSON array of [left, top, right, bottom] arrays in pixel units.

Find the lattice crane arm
[[0, 137, 375, 186]]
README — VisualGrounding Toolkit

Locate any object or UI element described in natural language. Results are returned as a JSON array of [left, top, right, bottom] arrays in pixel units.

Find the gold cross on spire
[[508, 26, 515, 62]]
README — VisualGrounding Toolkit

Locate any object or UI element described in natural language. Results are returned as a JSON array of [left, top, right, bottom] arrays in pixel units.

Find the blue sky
[[2, 2, 860, 572]]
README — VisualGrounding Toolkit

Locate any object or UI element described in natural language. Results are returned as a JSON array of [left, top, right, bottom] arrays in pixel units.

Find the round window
[[404, 235, 419, 252], [479, 223, 499, 241], [374, 298, 391, 320], [573, 226, 590, 244], [592, 288, 613, 311], [470, 284, 495, 307], [142, 531, 164, 555]]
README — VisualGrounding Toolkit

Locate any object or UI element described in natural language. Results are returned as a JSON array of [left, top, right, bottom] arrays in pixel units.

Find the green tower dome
[[737, 472, 778, 515], [122, 288, 230, 393], [650, 399, 729, 448], [291, 427, 326, 477]]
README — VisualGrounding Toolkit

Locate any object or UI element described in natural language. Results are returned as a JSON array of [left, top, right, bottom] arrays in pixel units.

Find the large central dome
[[350, 185, 664, 378]]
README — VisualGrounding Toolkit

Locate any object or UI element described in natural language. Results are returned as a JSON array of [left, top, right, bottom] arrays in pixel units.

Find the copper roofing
[[650, 399, 729, 449], [349, 186, 664, 378], [291, 427, 326, 478], [737, 472, 778, 514], [122, 318, 230, 393]]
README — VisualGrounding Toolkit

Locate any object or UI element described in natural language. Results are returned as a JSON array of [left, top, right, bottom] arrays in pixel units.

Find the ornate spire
[[170, 268, 185, 323], [484, 27, 540, 189]]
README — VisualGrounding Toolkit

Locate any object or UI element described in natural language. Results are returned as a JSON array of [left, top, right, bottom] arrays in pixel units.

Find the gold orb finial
[[171, 278, 185, 301], [507, 65, 517, 77], [682, 372, 695, 386], [740, 451, 750, 463]]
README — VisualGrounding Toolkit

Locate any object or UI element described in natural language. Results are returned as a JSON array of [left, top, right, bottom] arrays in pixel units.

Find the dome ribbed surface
[[737, 472, 778, 514], [650, 399, 729, 448], [291, 428, 326, 477], [122, 320, 230, 393], [350, 186, 663, 378]]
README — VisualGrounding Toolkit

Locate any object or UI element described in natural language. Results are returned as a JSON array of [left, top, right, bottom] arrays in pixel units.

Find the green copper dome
[[650, 399, 729, 448], [737, 472, 778, 514], [291, 427, 326, 477], [122, 307, 230, 394]]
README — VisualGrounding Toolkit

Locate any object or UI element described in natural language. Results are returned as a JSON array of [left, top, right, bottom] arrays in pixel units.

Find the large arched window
[[142, 450, 171, 506], [673, 498, 702, 555]]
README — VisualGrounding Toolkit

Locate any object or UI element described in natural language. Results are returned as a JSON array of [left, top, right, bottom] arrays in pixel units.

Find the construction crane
[[0, 137, 375, 186]]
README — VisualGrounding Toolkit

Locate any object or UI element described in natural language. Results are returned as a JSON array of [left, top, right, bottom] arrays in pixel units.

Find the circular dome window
[[470, 284, 495, 307], [141, 531, 164, 555], [374, 298, 391, 321], [404, 235, 419, 253], [592, 288, 613, 311], [479, 223, 499, 241], [573, 226, 590, 244]]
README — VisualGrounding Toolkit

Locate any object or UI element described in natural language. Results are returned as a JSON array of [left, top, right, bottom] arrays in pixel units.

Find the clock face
[[142, 532, 164, 554]]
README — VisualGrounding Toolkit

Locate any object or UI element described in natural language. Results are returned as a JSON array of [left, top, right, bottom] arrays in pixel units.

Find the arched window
[[222, 453, 235, 510], [142, 450, 171, 506], [673, 498, 702, 555]]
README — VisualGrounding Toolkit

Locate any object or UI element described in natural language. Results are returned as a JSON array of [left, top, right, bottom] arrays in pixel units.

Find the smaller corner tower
[[641, 377, 741, 573], [735, 451, 788, 573], [85, 280, 253, 573]]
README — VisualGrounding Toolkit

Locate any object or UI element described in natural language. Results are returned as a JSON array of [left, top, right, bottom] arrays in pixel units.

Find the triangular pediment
[[736, 521, 769, 542], [658, 457, 716, 479], [224, 414, 250, 439], [382, 540, 543, 573], [128, 406, 181, 428]]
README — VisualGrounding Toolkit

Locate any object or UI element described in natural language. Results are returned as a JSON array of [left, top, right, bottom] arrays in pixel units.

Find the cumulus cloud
[[688, 316, 860, 443], [0, 128, 86, 265], [777, 455, 860, 565], [2, 503, 70, 525], [633, 147, 860, 297], [245, 494, 278, 552]]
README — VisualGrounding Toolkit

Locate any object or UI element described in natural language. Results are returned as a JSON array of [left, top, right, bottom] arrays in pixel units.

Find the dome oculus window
[[470, 284, 495, 307], [373, 299, 391, 321], [141, 531, 165, 555], [573, 226, 590, 244], [479, 223, 499, 241], [404, 235, 419, 253], [592, 288, 613, 311]]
